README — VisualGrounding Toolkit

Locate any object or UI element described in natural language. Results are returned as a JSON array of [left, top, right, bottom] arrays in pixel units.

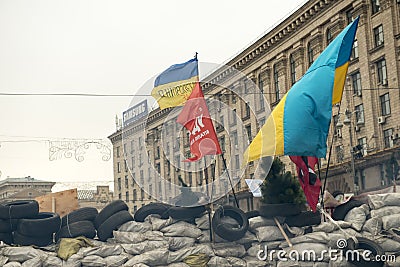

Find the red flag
[[289, 156, 321, 212], [176, 82, 222, 162]]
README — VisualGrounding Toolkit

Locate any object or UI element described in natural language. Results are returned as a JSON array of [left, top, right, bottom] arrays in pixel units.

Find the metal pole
[[347, 113, 357, 195], [221, 154, 239, 208]]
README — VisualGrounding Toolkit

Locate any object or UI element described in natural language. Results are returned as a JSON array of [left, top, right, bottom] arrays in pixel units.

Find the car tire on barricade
[[0, 218, 19, 232], [212, 205, 249, 242], [258, 203, 303, 218], [167, 205, 206, 220], [55, 220, 97, 241], [17, 212, 61, 237], [61, 207, 98, 228], [13, 231, 53, 247], [0, 200, 39, 219], [0, 232, 13, 245], [94, 200, 128, 229], [345, 237, 385, 267], [133, 203, 170, 222], [97, 210, 133, 241], [245, 210, 260, 219], [332, 199, 364, 221]]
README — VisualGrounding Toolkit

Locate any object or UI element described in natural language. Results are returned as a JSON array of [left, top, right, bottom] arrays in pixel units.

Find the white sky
[[0, 0, 306, 188]]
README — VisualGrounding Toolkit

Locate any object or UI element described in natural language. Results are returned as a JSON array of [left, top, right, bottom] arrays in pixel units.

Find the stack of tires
[[94, 200, 133, 241], [0, 200, 61, 247], [56, 207, 98, 241]]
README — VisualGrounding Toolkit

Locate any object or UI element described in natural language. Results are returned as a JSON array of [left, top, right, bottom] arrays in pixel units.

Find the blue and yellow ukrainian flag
[[244, 17, 359, 163], [152, 58, 199, 110]]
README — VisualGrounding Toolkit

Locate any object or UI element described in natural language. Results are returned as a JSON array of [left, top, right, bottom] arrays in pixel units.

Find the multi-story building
[[78, 185, 114, 210], [0, 176, 55, 203], [109, 0, 400, 212]]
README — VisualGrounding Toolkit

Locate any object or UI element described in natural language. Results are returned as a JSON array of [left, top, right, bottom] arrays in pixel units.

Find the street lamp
[[336, 108, 358, 195]]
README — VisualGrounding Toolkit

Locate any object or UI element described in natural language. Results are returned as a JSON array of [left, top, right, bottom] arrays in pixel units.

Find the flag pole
[[203, 158, 213, 242], [221, 153, 239, 208]]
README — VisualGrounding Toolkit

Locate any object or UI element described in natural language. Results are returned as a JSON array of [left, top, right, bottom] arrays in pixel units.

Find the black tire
[[17, 212, 61, 237], [212, 205, 249, 242], [97, 210, 133, 241], [167, 205, 206, 220], [13, 231, 53, 247], [332, 199, 364, 221], [332, 190, 345, 198], [285, 210, 321, 227], [259, 203, 304, 218], [345, 237, 385, 267], [61, 207, 98, 227], [55, 220, 96, 240], [0, 219, 19, 232], [0, 232, 13, 245], [133, 203, 170, 222], [0, 200, 39, 219], [245, 210, 260, 219], [94, 200, 128, 229]]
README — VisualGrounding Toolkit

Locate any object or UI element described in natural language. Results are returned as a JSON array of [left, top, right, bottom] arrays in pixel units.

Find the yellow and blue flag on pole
[[152, 58, 199, 110], [244, 17, 359, 163]]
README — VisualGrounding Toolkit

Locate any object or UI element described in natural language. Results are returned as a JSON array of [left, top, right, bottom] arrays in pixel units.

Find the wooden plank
[[35, 189, 78, 217]]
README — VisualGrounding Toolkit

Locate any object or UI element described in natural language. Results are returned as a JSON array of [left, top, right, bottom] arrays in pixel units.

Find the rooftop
[[0, 176, 55, 186]]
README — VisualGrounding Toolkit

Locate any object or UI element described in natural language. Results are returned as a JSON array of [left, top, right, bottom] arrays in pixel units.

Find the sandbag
[[368, 193, 400, 209], [124, 248, 169, 266], [371, 206, 400, 218], [62, 254, 83, 267], [112, 230, 164, 243], [3, 263, 22, 267], [235, 231, 258, 245], [146, 215, 175, 231], [362, 217, 383, 234], [282, 243, 330, 262], [42, 255, 63, 267], [77, 244, 123, 258], [254, 226, 284, 242], [195, 214, 210, 230], [161, 221, 202, 238], [312, 221, 352, 233], [121, 240, 169, 255], [119, 221, 152, 233], [373, 237, 400, 252], [183, 253, 209, 267], [167, 244, 214, 264], [248, 216, 277, 233], [343, 204, 369, 231], [386, 256, 400, 267], [226, 257, 247, 267], [0, 256, 8, 266], [104, 255, 129, 267], [56, 236, 93, 261], [246, 241, 281, 257], [167, 237, 196, 251], [242, 256, 269, 267], [382, 214, 400, 230], [212, 243, 246, 258], [279, 231, 330, 247], [198, 230, 225, 243], [207, 256, 231, 267], [81, 255, 105, 267], [21, 257, 42, 267], [2, 247, 42, 262]]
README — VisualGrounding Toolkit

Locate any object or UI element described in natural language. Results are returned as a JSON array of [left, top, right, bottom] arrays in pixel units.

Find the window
[[290, 54, 296, 85], [139, 153, 143, 166], [117, 178, 121, 190], [123, 143, 127, 157], [125, 191, 129, 202], [125, 175, 129, 188], [374, 25, 384, 47], [140, 170, 144, 184], [371, 0, 380, 14], [232, 131, 238, 146], [133, 205, 137, 213], [130, 140, 135, 154], [148, 185, 152, 198], [124, 160, 128, 172], [133, 189, 137, 201], [116, 146, 120, 158], [244, 104, 251, 119], [258, 73, 265, 110], [357, 137, 367, 156], [245, 125, 252, 142], [131, 156, 135, 168], [351, 39, 359, 60], [383, 128, 393, 148], [138, 137, 143, 149], [376, 59, 387, 85], [273, 64, 280, 101], [188, 172, 193, 186], [118, 193, 121, 200], [231, 94, 237, 104], [235, 154, 240, 170], [351, 71, 362, 95], [326, 28, 333, 44], [380, 93, 391, 116], [141, 189, 145, 200], [335, 145, 344, 163], [155, 146, 160, 159], [231, 109, 237, 125], [131, 173, 136, 186], [355, 104, 364, 124], [219, 135, 226, 153], [346, 10, 353, 24], [117, 162, 121, 173], [307, 42, 314, 67]]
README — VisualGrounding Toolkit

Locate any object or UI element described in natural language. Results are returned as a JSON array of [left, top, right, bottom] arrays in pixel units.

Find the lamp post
[[337, 108, 358, 195]]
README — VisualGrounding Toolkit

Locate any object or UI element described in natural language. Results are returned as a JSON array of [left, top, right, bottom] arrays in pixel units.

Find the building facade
[[0, 176, 55, 203], [109, 0, 400, 212], [78, 185, 114, 210]]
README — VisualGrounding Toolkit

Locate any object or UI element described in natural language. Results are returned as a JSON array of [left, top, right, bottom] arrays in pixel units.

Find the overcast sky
[[0, 0, 306, 189]]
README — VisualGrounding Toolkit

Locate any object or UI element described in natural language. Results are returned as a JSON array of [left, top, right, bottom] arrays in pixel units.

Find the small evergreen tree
[[260, 157, 306, 205]]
